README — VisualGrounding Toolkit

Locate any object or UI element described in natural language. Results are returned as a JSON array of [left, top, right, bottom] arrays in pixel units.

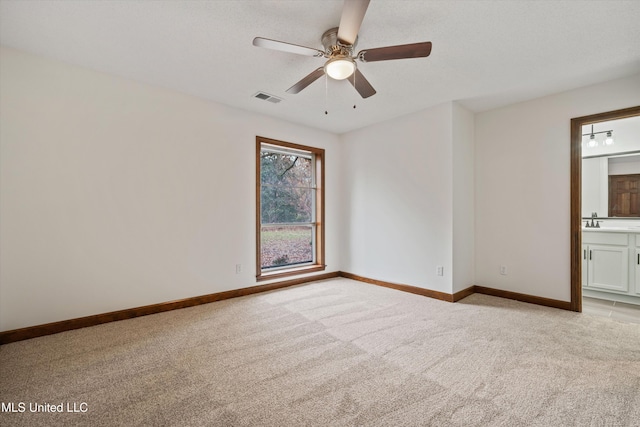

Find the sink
[[583, 226, 640, 231]]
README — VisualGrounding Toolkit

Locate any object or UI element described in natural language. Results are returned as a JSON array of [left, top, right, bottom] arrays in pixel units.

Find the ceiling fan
[[252, 0, 432, 99]]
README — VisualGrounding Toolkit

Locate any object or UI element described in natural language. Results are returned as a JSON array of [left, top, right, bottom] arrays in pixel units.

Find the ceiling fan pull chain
[[353, 71, 357, 109], [325, 74, 328, 115]]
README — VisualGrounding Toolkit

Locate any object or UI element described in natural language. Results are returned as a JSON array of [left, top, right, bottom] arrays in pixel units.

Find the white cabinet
[[635, 249, 640, 296], [583, 231, 640, 304], [586, 244, 628, 292], [582, 232, 629, 293], [582, 244, 589, 288]]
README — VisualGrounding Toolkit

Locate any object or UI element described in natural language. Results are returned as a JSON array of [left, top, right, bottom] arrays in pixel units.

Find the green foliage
[[260, 151, 313, 224]]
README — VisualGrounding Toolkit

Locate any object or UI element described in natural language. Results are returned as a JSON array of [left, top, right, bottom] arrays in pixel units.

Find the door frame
[[570, 105, 640, 312]]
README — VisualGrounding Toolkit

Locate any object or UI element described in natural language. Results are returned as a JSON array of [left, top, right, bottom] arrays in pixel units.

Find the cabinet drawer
[[582, 232, 628, 245]]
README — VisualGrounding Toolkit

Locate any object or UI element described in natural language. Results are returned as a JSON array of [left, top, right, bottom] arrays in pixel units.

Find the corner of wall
[[451, 103, 476, 292]]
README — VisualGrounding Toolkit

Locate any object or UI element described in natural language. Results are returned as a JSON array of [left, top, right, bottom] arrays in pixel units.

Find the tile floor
[[582, 296, 640, 324]]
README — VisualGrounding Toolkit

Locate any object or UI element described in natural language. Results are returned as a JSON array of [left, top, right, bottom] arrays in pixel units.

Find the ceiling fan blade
[[358, 42, 432, 62], [253, 37, 325, 57], [286, 68, 325, 94], [348, 68, 376, 98], [337, 0, 371, 45]]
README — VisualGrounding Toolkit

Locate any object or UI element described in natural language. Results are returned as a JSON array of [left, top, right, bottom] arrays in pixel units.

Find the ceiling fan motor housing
[[322, 27, 356, 57]]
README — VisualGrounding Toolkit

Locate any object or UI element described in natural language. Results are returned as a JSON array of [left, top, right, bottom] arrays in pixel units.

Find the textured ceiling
[[1, 0, 640, 134]]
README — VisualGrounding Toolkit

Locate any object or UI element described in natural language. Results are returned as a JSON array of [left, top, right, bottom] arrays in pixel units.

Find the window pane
[[260, 152, 312, 188], [261, 225, 313, 269], [261, 186, 313, 223]]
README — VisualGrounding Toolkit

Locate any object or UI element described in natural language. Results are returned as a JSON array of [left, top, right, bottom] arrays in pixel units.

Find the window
[[256, 136, 325, 280]]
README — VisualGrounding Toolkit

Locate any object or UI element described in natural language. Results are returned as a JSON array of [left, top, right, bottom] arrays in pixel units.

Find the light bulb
[[588, 134, 597, 147], [605, 131, 614, 145], [324, 56, 355, 80]]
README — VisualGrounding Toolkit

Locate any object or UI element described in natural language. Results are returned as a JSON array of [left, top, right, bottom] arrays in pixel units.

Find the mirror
[[582, 115, 640, 218]]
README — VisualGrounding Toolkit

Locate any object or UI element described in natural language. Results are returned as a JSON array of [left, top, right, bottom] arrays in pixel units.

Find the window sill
[[256, 264, 326, 282]]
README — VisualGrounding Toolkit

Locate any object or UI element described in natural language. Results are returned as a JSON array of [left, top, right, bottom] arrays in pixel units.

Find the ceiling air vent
[[253, 92, 282, 104]]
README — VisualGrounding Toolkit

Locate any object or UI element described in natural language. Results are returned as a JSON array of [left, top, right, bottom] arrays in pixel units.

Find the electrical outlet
[[500, 265, 508, 275], [436, 266, 444, 276], [235, 264, 242, 274]]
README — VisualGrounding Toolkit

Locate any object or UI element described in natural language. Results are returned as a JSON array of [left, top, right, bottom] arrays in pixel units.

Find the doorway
[[570, 106, 640, 313]]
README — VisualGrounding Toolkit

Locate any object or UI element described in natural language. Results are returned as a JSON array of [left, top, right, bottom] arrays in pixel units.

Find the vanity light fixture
[[605, 130, 614, 145], [583, 124, 614, 148]]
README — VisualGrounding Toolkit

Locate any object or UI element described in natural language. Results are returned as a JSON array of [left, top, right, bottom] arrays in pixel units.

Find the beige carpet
[[1, 278, 640, 426]]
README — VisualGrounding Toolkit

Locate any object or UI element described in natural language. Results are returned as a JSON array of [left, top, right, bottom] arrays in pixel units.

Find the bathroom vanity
[[582, 227, 640, 305]]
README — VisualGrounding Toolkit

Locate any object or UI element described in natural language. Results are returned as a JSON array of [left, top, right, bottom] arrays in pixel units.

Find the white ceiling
[[1, 0, 639, 134]]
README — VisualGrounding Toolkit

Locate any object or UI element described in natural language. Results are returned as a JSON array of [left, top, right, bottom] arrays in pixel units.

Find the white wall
[[340, 103, 453, 292], [475, 73, 640, 301], [581, 157, 608, 217], [340, 102, 475, 294], [608, 155, 640, 175], [0, 47, 342, 331]]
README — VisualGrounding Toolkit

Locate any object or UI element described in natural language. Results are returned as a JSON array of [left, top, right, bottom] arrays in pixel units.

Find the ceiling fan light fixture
[[324, 56, 356, 80]]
